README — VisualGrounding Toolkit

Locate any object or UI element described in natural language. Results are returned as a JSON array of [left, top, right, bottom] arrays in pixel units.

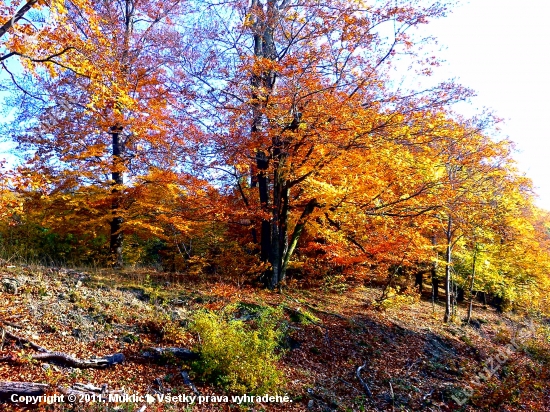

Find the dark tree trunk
[[249, 1, 317, 289], [280, 198, 319, 281], [110, 127, 124, 269], [456, 286, 465, 302], [466, 246, 478, 323], [108, 2, 133, 269], [432, 276, 439, 302], [256, 151, 271, 265], [444, 217, 453, 323], [250, 0, 284, 289], [415, 271, 423, 295], [477, 291, 487, 305]]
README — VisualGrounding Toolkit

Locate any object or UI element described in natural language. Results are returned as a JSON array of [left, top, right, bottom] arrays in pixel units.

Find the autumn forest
[[1, 0, 550, 411]]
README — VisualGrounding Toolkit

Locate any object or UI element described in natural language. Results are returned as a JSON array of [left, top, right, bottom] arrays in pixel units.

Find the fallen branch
[[181, 370, 200, 396], [142, 347, 199, 362], [356, 362, 373, 398], [306, 388, 340, 410], [0, 321, 22, 329], [1, 328, 124, 368], [422, 389, 434, 401], [338, 378, 361, 393], [3, 329, 48, 353]]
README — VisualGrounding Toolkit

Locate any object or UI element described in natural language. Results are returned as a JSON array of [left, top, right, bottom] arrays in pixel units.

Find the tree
[[0, 0, 102, 66], [424, 116, 514, 322], [181, 0, 470, 288], [8, 0, 192, 266]]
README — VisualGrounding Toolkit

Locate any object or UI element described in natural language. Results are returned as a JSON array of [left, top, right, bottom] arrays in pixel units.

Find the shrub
[[190, 305, 285, 394], [375, 286, 419, 311]]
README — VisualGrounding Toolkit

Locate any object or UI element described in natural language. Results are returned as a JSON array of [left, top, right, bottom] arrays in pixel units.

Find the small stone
[[2, 278, 18, 294]]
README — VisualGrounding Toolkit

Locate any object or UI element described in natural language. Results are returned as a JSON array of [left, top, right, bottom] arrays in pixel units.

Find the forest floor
[[1, 265, 549, 411]]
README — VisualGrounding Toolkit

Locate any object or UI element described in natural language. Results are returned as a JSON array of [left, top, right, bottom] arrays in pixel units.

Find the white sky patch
[[411, 0, 550, 209]]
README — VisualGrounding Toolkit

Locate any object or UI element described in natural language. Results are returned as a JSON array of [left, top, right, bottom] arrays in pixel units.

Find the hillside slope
[[1, 265, 549, 411]]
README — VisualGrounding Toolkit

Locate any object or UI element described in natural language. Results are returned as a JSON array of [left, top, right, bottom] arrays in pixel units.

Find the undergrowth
[[190, 304, 286, 394]]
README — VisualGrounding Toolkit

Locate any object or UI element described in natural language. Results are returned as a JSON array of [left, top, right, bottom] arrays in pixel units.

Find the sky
[[415, 0, 550, 209], [2, 0, 550, 208]]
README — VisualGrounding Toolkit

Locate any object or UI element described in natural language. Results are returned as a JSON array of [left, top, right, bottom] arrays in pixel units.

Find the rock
[[2, 278, 19, 294], [122, 333, 139, 343]]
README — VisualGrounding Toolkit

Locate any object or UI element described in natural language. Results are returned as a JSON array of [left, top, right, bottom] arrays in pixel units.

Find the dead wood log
[[1, 321, 22, 329], [305, 388, 340, 410], [0, 382, 49, 400], [0, 350, 125, 369], [142, 347, 199, 362], [34, 352, 125, 368], [356, 362, 373, 398]]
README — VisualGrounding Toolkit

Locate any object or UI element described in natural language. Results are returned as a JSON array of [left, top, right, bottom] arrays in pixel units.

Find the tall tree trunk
[[269, 177, 281, 289], [431, 234, 438, 305], [108, 0, 134, 269], [277, 185, 290, 285], [249, 1, 316, 289], [250, 0, 281, 288], [456, 286, 465, 302], [415, 271, 423, 295], [110, 126, 124, 268], [280, 198, 319, 281], [444, 216, 452, 323], [256, 151, 271, 265], [466, 247, 478, 323], [432, 276, 439, 301]]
